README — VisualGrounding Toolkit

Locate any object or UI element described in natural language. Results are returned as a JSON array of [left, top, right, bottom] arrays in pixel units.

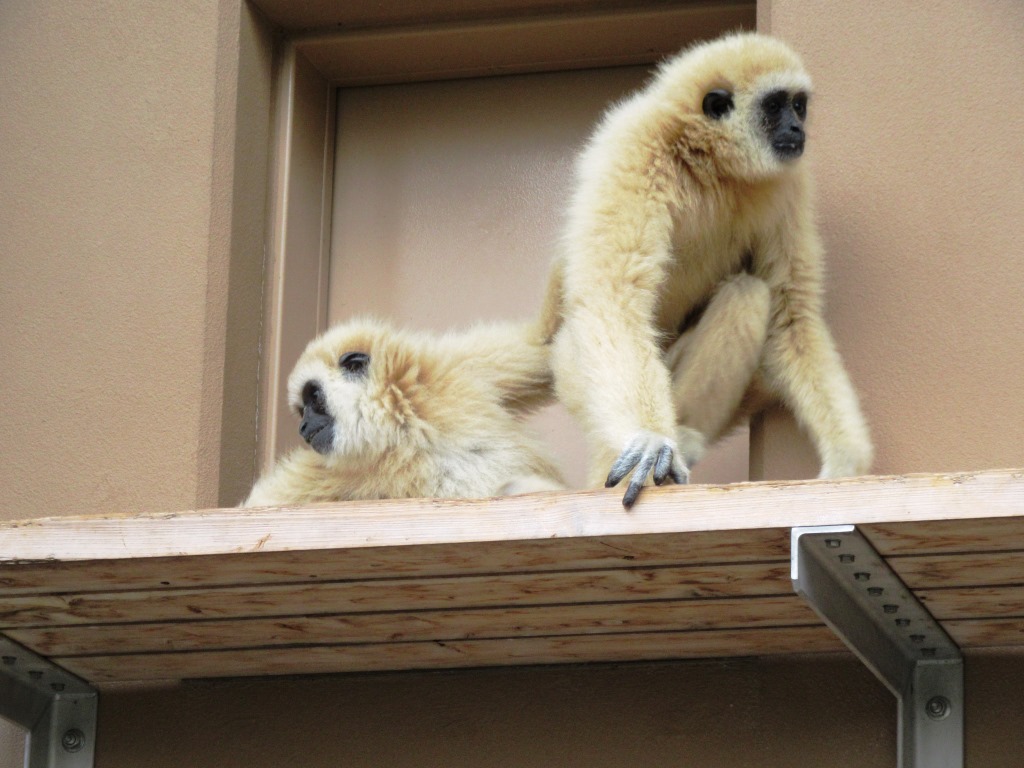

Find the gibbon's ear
[[450, 322, 555, 415]]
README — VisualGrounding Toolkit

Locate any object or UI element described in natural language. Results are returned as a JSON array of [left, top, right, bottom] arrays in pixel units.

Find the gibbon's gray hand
[[605, 430, 690, 508]]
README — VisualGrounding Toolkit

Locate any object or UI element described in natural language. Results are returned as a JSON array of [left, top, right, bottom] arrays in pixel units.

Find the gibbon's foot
[[605, 430, 690, 508], [817, 456, 871, 481]]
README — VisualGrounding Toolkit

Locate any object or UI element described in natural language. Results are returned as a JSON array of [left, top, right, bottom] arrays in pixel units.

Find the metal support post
[[0, 635, 97, 768], [792, 525, 963, 768]]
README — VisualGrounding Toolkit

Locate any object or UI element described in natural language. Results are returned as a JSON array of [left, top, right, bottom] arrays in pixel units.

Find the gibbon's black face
[[759, 89, 807, 159], [701, 87, 808, 161], [298, 351, 371, 455], [298, 380, 334, 455]]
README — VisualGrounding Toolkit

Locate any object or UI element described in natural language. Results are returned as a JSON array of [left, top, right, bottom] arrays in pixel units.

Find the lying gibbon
[[541, 32, 872, 506], [244, 319, 564, 506]]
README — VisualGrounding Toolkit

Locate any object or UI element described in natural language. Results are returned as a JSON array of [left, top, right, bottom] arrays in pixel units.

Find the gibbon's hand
[[605, 430, 690, 508]]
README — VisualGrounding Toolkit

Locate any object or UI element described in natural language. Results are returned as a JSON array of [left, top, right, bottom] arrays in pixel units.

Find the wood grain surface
[[0, 469, 1020, 685]]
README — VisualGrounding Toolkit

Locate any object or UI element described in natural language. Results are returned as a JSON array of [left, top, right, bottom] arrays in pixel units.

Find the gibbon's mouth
[[772, 140, 804, 159], [304, 423, 335, 455]]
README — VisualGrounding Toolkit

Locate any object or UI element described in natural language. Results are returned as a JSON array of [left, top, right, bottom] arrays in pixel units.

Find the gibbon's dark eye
[[339, 351, 370, 375], [792, 92, 808, 120], [702, 89, 734, 120], [763, 94, 784, 115]]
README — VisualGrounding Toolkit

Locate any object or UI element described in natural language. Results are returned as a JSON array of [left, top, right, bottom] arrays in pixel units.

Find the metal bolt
[[61, 729, 85, 753], [1, 656, 15, 665], [896, 618, 911, 627], [51, 682, 65, 692], [868, 587, 883, 596], [28, 670, 43, 680], [839, 554, 855, 563], [825, 539, 841, 548], [910, 634, 926, 643], [925, 696, 951, 720], [854, 572, 870, 581], [922, 648, 937, 658], [884, 604, 899, 614]]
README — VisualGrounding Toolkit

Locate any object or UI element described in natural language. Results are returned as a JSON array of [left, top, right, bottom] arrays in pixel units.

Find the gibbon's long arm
[[553, 193, 689, 506], [756, 192, 873, 478], [448, 323, 555, 415]]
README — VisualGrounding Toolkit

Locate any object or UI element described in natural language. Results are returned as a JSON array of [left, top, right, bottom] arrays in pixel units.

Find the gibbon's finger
[[669, 458, 690, 486], [652, 444, 675, 485], [622, 453, 657, 508], [605, 446, 643, 487]]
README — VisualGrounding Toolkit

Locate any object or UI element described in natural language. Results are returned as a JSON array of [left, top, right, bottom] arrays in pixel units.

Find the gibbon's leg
[[762, 316, 873, 477], [757, 218, 873, 479], [666, 273, 771, 466]]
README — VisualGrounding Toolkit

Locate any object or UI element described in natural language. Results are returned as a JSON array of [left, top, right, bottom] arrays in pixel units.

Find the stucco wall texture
[[756, 0, 1024, 479], [1, 1, 219, 518], [1, 0, 1023, 766]]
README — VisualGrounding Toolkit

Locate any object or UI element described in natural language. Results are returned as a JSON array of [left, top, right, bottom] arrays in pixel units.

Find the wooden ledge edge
[[1, 469, 1021, 564]]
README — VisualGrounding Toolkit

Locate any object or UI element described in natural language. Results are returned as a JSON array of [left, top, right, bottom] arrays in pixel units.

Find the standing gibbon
[[243, 319, 563, 507], [541, 32, 872, 507]]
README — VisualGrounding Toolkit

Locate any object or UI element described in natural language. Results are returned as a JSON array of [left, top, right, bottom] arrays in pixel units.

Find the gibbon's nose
[[301, 380, 327, 416]]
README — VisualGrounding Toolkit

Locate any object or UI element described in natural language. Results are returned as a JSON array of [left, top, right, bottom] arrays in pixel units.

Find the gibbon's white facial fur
[[542, 32, 872, 507], [644, 33, 814, 181], [243, 318, 564, 507]]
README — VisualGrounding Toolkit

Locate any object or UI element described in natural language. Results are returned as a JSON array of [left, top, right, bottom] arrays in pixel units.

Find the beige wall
[[86, 652, 1024, 768], [0, 0, 272, 757], [755, 0, 1024, 480], [2, 1, 1023, 767], [0, 0, 272, 521]]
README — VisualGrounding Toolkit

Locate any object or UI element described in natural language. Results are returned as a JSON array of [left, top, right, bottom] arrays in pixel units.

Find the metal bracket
[[0, 635, 97, 768], [792, 525, 963, 768]]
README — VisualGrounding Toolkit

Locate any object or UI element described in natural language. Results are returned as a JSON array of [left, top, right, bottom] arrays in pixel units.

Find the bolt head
[[868, 587, 883, 596], [884, 604, 899, 614], [925, 696, 951, 720], [854, 572, 870, 581], [839, 554, 855, 563], [910, 634, 926, 643], [825, 539, 841, 548], [61, 729, 86, 753], [896, 618, 911, 627]]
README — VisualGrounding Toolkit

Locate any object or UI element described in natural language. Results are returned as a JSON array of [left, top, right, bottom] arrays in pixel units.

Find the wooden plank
[[54, 625, 847, 683], [944, 619, 1024, 648], [0, 529, 790, 596], [1, 470, 1019, 566], [890, 551, 1024, 589], [864, 513, 1024, 556], [0, 470, 1019, 685], [8, 595, 818, 656], [918, 586, 1024, 620], [0, 561, 791, 628]]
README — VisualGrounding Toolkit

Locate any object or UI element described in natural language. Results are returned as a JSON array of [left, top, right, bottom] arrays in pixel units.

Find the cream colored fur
[[541, 32, 873, 493], [244, 319, 563, 506]]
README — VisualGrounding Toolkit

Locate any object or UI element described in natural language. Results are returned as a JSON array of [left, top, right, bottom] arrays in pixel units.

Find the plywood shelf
[[1, 469, 1021, 685]]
